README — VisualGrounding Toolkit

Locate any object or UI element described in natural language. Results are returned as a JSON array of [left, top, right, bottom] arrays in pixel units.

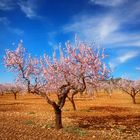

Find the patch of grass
[[115, 126, 126, 133], [63, 108, 70, 111], [63, 126, 87, 137], [42, 123, 54, 129], [80, 108, 91, 112], [85, 109, 91, 112], [28, 111, 35, 114], [24, 120, 35, 125]]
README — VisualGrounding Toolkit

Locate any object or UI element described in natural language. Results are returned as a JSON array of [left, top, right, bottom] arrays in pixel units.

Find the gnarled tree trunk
[[54, 106, 62, 129], [45, 84, 72, 129]]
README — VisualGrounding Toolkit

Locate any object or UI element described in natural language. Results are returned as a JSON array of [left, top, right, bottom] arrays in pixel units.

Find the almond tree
[[41, 41, 109, 129], [7, 83, 23, 100], [99, 78, 114, 98], [4, 40, 109, 129], [4, 42, 34, 93], [118, 79, 140, 104], [85, 82, 98, 99], [0, 84, 6, 96], [0, 83, 23, 100]]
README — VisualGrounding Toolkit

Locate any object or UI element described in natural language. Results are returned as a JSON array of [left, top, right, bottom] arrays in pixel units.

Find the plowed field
[[0, 91, 140, 140]]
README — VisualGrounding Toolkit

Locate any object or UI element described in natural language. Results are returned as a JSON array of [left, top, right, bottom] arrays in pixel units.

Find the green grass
[[24, 120, 35, 125], [28, 111, 35, 114], [63, 108, 70, 111], [41, 123, 54, 129], [63, 126, 87, 137], [79, 108, 91, 112]]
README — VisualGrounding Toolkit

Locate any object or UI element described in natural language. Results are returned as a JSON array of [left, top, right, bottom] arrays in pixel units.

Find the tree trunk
[[131, 95, 136, 104], [14, 93, 17, 100], [71, 97, 76, 111], [54, 107, 63, 129], [67, 96, 76, 111], [27, 80, 31, 93]]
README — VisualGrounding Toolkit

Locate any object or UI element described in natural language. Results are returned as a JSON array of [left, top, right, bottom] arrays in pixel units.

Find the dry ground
[[0, 90, 140, 140]]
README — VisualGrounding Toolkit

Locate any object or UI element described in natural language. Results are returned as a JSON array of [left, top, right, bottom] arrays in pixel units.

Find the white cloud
[[117, 52, 138, 63], [0, 0, 15, 11], [136, 67, 140, 71], [63, 0, 140, 49], [18, 0, 39, 19], [0, 17, 10, 25], [109, 51, 139, 72], [90, 0, 126, 7], [0, 0, 40, 19], [102, 33, 140, 48], [0, 17, 24, 35], [8, 27, 24, 35], [63, 15, 140, 48], [122, 41, 140, 47], [98, 16, 119, 40], [63, 15, 119, 43]]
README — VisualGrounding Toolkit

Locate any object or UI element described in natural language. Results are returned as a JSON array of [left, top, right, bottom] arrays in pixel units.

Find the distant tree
[[118, 79, 140, 104], [8, 84, 23, 100], [86, 81, 99, 99], [0, 83, 23, 100], [0, 84, 6, 96], [99, 78, 114, 98]]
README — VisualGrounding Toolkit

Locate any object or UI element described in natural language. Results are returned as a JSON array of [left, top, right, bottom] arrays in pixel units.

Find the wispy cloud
[[63, 0, 140, 48], [136, 67, 140, 71], [18, 0, 39, 19], [109, 51, 139, 71], [8, 27, 24, 35], [117, 52, 139, 63], [0, 17, 10, 25], [0, 17, 24, 35], [0, 0, 16, 11], [63, 14, 139, 48], [0, 0, 40, 19], [63, 15, 119, 43], [102, 33, 140, 48], [89, 0, 126, 7], [121, 40, 140, 47]]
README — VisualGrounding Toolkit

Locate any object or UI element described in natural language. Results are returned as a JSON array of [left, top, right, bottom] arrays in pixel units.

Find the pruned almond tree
[[40, 41, 109, 129], [8, 84, 23, 100], [4, 40, 109, 129], [99, 78, 114, 98], [0, 83, 23, 100], [118, 79, 140, 104], [0, 84, 5, 96]]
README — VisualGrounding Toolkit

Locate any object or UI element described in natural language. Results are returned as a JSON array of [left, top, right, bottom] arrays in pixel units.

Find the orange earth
[[0, 90, 140, 140]]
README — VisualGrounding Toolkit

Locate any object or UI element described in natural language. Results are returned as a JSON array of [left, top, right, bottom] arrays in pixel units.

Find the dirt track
[[0, 92, 140, 140]]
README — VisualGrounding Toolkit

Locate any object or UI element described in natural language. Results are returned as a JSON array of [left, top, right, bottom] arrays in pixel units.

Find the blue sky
[[0, 0, 140, 83]]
